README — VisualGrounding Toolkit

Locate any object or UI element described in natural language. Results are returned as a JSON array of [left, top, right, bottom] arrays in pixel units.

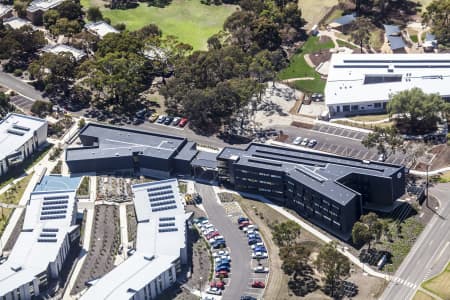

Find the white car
[[206, 287, 222, 295], [300, 138, 309, 146], [209, 236, 224, 244], [243, 225, 257, 233], [213, 250, 229, 257], [203, 228, 216, 236], [221, 255, 231, 261], [254, 266, 269, 273], [252, 251, 268, 259], [293, 136, 302, 145], [251, 242, 265, 249]]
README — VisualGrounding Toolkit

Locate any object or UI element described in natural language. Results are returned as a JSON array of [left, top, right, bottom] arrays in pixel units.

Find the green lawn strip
[[77, 176, 90, 197], [292, 77, 326, 94], [410, 34, 418, 43], [336, 39, 358, 49], [380, 217, 425, 273], [0, 172, 34, 235], [422, 262, 450, 300], [81, 0, 237, 50]]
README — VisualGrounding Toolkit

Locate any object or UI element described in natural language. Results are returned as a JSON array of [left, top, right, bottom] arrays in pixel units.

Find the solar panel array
[[40, 195, 69, 221], [147, 185, 179, 212]]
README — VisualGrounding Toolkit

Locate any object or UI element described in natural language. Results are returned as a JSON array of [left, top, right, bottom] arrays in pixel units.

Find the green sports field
[[81, 0, 238, 50]]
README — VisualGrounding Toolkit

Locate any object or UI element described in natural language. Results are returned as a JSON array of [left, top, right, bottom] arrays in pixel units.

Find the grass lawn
[[279, 36, 334, 93], [297, 0, 338, 29], [348, 113, 390, 122], [77, 176, 90, 196], [379, 217, 425, 273], [336, 39, 358, 50], [334, 119, 395, 130], [81, 0, 238, 50], [422, 262, 450, 300], [0, 172, 33, 235], [435, 171, 450, 183], [413, 290, 437, 300]]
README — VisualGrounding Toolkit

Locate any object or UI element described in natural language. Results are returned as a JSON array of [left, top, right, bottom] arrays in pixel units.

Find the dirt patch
[[309, 51, 332, 67], [430, 145, 450, 170], [275, 134, 289, 142], [126, 204, 137, 247], [291, 121, 314, 129]]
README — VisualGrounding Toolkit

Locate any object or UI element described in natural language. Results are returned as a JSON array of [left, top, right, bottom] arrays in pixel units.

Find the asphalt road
[[0, 71, 45, 101], [195, 183, 252, 300], [380, 183, 450, 300]]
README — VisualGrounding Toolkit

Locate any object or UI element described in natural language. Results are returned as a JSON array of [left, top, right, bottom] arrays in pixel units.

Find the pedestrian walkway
[[119, 203, 129, 259], [410, 166, 450, 176]]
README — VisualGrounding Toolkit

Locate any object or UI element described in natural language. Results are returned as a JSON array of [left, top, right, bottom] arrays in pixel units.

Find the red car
[[239, 221, 251, 229], [206, 231, 219, 240], [251, 281, 265, 288], [179, 118, 188, 127], [210, 280, 225, 289], [215, 270, 229, 278]]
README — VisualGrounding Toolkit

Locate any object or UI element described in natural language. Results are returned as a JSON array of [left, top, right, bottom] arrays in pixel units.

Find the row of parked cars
[[193, 217, 228, 296], [293, 136, 317, 148], [150, 114, 188, 127], [238, 217, 267, 292]]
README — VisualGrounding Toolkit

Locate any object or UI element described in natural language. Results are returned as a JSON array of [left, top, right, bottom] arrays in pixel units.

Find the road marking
[[432, 241, 449, 267]]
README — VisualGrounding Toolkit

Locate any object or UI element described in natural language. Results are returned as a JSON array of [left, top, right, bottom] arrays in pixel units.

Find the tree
[[351, 212, 383, 248], [387, 88, 449, 134], [272, 220, 301, 247], [351, 17, 371, 52], [87, 6, 103, 22], [352, 221, 372, 247], [43, 9, 60, 28], [362, 126, 404, 157], [78, 118, 86, 129], [252, 17, 282, 51], [280, 243, 311, 278], [423, 0, 450, 47], [360, 212, 383, 241], [56, 0, 83, 20], [31, 100, 52, 117], [0, 92, 14, 117], [315, 242, 350, 297]]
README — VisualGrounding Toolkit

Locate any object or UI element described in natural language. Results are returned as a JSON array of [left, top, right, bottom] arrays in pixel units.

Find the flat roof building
[[26, 0, 65, 24], [0, 113, 48, 178], [2, 17, 33, 29], [325, 53, 450, 116], [218, 143, 406, 239], [81, 179, 188, 300], [0, 176, 81, 300], [42, 44, 87, 61], [85, 21, 119, 39], [0, 4, 13, 20]]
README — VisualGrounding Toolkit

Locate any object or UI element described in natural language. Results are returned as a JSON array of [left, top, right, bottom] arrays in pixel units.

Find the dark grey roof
[[66, 123, 187, 161], [191, 151, 218, 169], [332, 14, 355, 26], [219, 143, 404, 205], [174, 141, 198, 162]]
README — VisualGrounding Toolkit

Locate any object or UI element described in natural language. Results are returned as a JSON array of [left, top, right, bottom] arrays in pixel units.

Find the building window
[[343, 105, 350, 112], [374, 102, 381, 108], [351, 105, 358, 111]]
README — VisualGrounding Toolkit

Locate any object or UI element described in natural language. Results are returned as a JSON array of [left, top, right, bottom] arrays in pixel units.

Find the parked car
[[243, 225, 257, 232], [252, 251, 268, 259], [237, 216, 249, 224], [308, 139, 317, 148], [293, 136, 302, 145], [157, 115, 166, 123], [215, 265, 230, 272], [378, 153, 386, 162], [213, 250, 229, 257], [253, 246, 267, 253], [164, 116, 174, 125], [251, 242, 265, 249], [240, 296, 257, 300], [209, 237, 225, 244], [172, 117, 181, 126], [179, 117, 188, 127], [206, 231, 220, 240], [193, 217, 208, 224], [210, 280, 225, 289], [149, 113, 159, 122], [251, 281, 265, 288], [254, 266, 269, 273], [300, 138, 309, 146], [216, 270, 229, 278], [212, 241, 226, 249], [239, 221, 251, 229], [248, 238, 262, 245], [206, 287, 222, 295]]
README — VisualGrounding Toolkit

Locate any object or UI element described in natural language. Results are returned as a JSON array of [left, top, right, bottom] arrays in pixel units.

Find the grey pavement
[[195, 183, 252, 300], [380, 183, 450, 300], [0, 71, 45, 101]]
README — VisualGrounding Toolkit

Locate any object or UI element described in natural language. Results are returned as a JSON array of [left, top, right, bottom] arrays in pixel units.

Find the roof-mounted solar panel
[[7, 129, 25, 136], [12, 124, 30, 131]]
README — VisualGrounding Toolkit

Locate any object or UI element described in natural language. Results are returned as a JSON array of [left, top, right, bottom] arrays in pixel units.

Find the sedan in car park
[[148, 113, 159, 122], [248, 238, 262, 245], [213, 241, 226, 249], [252, 251, 268, 259], [216, 270, 229, 278], [300, 138, 309, 146], [253, 246, 267, 253], [254, 266, 269, 273], [251, 281, 265, 288], [238, 216, 249, 224], [308, 139, 317, 148], [213, 250, 229, 257], [178, 117, 188, 127], [293, 136, 302, 145], [172, 117, 181, 126], [156, 115, 166, 123], [251, 242, 264, 249], [164, 116, 174, 125], [240, 296, 257, 300], [206, 287, 222, 295], [215, 265, 230, 272]]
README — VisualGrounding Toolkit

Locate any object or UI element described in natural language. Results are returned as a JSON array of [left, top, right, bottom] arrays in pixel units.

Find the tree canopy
[[362, 126, 404, 157], [351, 212, 383, 249], [387, 88, 449, 134], [423, 0, 450, 47]]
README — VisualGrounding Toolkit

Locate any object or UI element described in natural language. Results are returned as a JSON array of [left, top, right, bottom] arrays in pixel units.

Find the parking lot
[[9, 95, 34, 112], [312, 123, 368, 141]]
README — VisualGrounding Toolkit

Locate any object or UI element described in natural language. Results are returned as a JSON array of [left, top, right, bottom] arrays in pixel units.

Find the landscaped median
[[421, 261, 450, 300]]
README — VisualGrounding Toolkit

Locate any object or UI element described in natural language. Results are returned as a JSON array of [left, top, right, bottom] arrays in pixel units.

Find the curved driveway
[[0, 71, 45, 101], [195, 183, 252, 300]]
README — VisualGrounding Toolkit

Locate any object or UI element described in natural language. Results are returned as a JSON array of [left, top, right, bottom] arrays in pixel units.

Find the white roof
[[0, 4, 12, 17], [0, 189, 77, 296], [2, 17, 32, 29], [27, 0, 65, 12], [81, 179, 186, 300], [0, 113, 47, 161], [85, 21, 119, 38], [42, 44, 86, 61], [325, 53, 450, 106]]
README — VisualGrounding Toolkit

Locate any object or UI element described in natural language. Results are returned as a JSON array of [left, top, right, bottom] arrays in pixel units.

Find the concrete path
[[410, 166, 450, 177], [0, 71, 45, 101], [283, 77, 315, 82], [63, 176, 96, 299], [331, 117, 391, 125], [119, 203, 129, 259]]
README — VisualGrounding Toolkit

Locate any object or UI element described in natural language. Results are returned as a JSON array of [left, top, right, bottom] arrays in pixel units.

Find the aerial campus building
[[0, 176, 81, 300], [0, 113, 48, 177], [325, 53, 450, 117], [81, 179, 188, 300], [26, 0, 65, 24], [85, 21, 119, 39], [66, 123, 406, 239]]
